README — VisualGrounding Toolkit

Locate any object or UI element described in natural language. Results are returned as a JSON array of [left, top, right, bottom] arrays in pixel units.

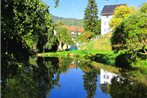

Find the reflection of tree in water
[[35, 57, 60, 98], [83, 65, 98, 98], [110, 76, 147, 98], [100, 84, 110, 94], [58, 57, 73, 72], [2, 57, 60, 98]]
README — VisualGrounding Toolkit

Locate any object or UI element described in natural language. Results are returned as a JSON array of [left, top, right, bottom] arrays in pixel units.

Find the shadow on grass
[[89, 53, 132, 69]]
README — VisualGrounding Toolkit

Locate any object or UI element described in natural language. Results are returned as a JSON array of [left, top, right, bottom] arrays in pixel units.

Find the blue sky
[[42, 0, 147, 19]]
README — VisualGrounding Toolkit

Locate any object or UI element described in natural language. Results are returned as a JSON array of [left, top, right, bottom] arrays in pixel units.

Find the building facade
[[101, 4, 126, 35]]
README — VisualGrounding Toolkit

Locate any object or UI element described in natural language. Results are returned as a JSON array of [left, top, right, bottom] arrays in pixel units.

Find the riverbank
[[37, 50, 113, 57], [37, 50, 117, 66]]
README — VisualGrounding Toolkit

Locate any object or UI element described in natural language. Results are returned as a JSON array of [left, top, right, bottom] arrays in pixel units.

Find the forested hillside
[[52, 15, 83, 27]]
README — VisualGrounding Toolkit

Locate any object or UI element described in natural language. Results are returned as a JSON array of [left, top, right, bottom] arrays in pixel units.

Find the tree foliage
[[76, 31, 93, 42], [54, 0, 59, 8], [111, 13, 147, 59], [2, 0, 55, 65], [139, 3, 147, 13], [109, 5, 137, 29], [96, 19, 101, 35], [53, 22, 73, 45], [56, 26, 73, 45], [83, 0, 99, 35]]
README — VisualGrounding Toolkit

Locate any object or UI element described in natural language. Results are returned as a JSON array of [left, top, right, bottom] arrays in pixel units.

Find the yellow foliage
[[110, 5, 137, 29]]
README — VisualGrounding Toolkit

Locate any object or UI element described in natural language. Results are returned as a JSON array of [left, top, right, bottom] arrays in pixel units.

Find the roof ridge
[[104, 4, 127, 6], [101, 4, 127, 16]]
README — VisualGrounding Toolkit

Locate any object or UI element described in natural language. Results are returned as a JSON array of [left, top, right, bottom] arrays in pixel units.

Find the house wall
[[101, 15, 113, 35], [100, 69, 117, 84]]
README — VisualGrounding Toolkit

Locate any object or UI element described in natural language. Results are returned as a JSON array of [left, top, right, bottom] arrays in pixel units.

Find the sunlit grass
[[81, 32, 112, 51], [37, 50, 114, 58]]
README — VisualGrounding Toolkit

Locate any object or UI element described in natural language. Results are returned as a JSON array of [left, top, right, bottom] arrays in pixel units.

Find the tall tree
[[83, 0, 99, 35]]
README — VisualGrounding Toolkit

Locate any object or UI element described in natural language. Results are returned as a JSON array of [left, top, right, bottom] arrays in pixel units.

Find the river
[[2, 57, 147, 98]]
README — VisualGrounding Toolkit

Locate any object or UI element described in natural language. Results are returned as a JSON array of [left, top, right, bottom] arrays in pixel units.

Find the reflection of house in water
[[100, 69, 118, 84]]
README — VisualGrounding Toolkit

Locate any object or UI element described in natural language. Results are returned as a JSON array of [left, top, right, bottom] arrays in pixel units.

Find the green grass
[[38, 50, 114, 57], [131, 58, 147, 74], [81, 32, 112, 51], [37, 50, 117, 66]]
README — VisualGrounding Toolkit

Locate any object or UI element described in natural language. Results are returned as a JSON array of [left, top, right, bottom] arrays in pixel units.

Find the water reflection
[[2, 57, 60, 98], [110, 76, 147, 98], [100, 69, 118, 84], [35, 57, 59, 98], [100, 69, 147, 98], [2, 57, 147, 98], [83, 66, 98, 98]]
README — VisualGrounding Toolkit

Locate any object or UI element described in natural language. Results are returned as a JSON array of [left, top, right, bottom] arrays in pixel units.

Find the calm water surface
[[2, 57, 147, 98], [48, 68, 110, 98]]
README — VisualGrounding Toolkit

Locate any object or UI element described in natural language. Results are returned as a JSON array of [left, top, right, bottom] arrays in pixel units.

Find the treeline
[[110, 3, 147, 68]]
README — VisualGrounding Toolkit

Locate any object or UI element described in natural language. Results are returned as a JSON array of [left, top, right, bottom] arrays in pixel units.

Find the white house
[[100, 69, 118, 84], [101, 4, 126, 35]]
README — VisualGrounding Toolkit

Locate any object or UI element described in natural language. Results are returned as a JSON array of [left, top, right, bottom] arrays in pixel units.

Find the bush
[[115, 52, 132, 68], [76, 31, 94, 42], [131, 58, 147, 74]]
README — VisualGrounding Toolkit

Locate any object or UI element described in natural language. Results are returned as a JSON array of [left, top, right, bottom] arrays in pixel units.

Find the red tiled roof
[[63, 25, 84, 33]]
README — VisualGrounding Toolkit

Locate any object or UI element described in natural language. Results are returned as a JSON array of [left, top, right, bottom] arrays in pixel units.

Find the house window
[[103, 75, 105, 78], [107, 75, 109, 79], [105, 16, 109, 18]]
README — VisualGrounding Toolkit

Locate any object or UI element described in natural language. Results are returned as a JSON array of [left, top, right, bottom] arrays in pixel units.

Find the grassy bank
[[81, 32, 112, 51], [38, 50, 114, 57], [37, 50, 117, 66]]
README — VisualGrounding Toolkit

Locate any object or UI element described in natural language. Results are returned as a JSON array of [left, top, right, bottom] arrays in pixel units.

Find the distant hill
[[52, 15, 83, 27]]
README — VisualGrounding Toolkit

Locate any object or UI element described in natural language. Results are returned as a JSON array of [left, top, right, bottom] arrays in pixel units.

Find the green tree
[[76, 31, 93, 43], [96, 19, 101, 35], [2, 0, 55, 59], [110, 5, 137, 29], [139, 3, 147, 13], [56, 27, 73, 44], [111, 13, 147, 59], [54, 23, 73, 50], [83, 0, 99, 35]]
